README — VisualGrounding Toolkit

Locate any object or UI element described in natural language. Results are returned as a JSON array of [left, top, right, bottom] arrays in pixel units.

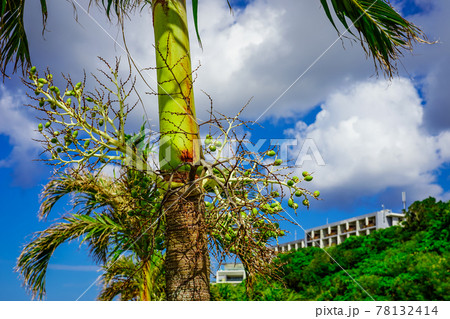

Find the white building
[[215, 263, 246, 284], [275, 209, 405, 252]]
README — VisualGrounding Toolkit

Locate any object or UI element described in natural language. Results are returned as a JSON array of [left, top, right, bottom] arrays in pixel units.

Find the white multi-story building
[[275, 209, 405, 252], [215, 263, 246, 284]]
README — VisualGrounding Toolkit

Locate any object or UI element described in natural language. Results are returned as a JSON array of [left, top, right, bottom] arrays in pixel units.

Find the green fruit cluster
[[271, 191, 280, 198], [261, 202, 281, 214], [204, 134, 212, 146], [301, 171, 313, 181], [288, 198, 299, 210], [49, 86, 60, 96], [288, 198, 294, 207]]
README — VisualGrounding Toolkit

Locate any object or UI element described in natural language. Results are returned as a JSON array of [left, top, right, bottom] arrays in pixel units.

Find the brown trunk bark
[[164, 176, 210, 300]]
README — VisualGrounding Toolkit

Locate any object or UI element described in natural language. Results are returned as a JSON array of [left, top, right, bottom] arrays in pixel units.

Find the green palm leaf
[[98, 255, 141, 300], [17, 168, 164, 299], [191, 1, 232, 49], [16, 213, 123, 299], [98, 253, 165, 300], [0, 0, 47, 76], [39, 171, 123, 220], [92, 0, 148, 20], [192, 0, 202, 49], [95, 0, 204, 48], [320, 0, 430, 76]]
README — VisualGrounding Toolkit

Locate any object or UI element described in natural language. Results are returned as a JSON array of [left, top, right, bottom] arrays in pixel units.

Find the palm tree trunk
[[164, 175, 210, 300], [152, 0, 210, 300], [152, 0, 201, 171]]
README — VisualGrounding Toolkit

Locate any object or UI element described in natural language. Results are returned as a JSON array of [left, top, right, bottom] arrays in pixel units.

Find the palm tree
[[99, 252, 165, 301], [4, 0, 429, 300], [16, 169, 165, 300]]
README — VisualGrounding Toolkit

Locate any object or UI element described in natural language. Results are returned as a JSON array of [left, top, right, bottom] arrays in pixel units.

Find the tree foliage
[[212, 198, 450, 301], [1, 0, 431, 77]]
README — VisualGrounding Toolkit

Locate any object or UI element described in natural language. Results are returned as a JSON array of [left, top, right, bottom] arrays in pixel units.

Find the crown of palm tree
[[1, 0, 429, 77]]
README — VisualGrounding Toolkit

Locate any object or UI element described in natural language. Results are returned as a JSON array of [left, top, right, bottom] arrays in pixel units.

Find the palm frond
[[15, 213, 123, 299], [18, 168, 164, 299], [192, 0, 202, 49], [98, 255, 141, 300], [320, 0, 431, 77], [140, 254, 165, 300], [90, 0, 149, 21], [39, 171, 122, 220], [98, 253, 165, 300], [0, 0, 47, 77]]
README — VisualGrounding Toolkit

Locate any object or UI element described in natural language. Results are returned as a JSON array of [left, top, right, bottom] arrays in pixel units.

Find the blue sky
[[1, 0, 450, 300]]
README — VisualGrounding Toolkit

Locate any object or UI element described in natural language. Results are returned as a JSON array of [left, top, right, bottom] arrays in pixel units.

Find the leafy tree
[[3, 0, 431, 300], [210, 276, 301, 301], [279, 198, 450, 300]]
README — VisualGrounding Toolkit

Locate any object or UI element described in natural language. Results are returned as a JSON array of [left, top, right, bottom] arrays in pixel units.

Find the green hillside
[[211, 197, 450, 301]]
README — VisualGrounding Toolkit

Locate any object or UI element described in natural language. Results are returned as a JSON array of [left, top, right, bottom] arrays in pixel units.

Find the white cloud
[[22, 0, 160, 128], [190, 0, 374, 121], [19, 0, 376, 125], [0, 86, 43, 186], [13, 0, 447, 129], [16, 0, 448, 129], [285, 78, 450, 208], [392, 0, 450, 132]]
